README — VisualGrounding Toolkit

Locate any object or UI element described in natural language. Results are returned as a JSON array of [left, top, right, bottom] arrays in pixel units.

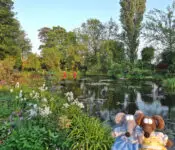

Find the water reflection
[[58, 77, 175, 124]]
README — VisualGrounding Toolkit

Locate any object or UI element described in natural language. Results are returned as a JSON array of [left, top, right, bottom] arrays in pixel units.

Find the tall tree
[[100, 40, 125, 63], [99, 40, 125, 72], [18, 30, 32, 58], [103, 18, 119, 40], [120, 0, 146, 63], [141, 47, 155, 63], [0, 0, 31, 68], [143, 1, 175, 64], [0, 0, 20, 59], [80, 19, 104, 55]]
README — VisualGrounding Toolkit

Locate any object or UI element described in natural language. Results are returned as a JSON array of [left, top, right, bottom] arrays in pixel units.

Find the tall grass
[[68, 114, 114, 150], [163, 78, 175, 90]]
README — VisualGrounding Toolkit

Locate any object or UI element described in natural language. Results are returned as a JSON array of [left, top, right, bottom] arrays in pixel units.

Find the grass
[[163, 78, 175, 91]]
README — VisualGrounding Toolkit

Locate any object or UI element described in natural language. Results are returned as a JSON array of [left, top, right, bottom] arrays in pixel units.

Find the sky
[[13, 0, 173, 54]]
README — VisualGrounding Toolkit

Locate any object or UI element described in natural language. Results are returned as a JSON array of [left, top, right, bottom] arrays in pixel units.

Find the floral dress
[[111, 126, 143, 150], [140, 132, 168, 150]]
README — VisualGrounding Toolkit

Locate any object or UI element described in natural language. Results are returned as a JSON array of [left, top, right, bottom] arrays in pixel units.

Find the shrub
[[0, 124, 71, 150], [108, 63, 123, 78], [0, 57, 16, 83]]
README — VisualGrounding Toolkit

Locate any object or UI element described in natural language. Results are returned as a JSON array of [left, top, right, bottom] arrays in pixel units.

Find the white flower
[[63, 103, 70, 108], [10, 89, 13, 93], [39, 106, 51, 116], [29, 93, 33, 97], [67, 97, 72, 102], [15, 82, 20, 88], [28, 108, 37, 118], [77, 102, 84, 109], [19, 92, 22, 98], [33, 104, 38, 109], [39, 87, 45, 92], [33, 92, 39, 99], [42, 98, 47, 102], [65, 93, 69, 97]]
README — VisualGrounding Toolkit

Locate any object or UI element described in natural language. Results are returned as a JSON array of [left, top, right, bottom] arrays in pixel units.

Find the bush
[[108, 63, 123, 78], [127, 68, 152, 80], [0, 124, 71, 150], [0, 57, 16, 83]]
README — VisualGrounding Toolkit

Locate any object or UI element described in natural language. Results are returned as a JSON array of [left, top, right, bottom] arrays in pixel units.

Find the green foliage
[[0, 125, 70, 150], [39, 26, 85, 71], [0, 122, 11, 143], [41, 47, 61, 71], [81, 19, 104, 55], [162, 50, 175, 65], [163, 78, 175, 90], [0, 56, 16, 82], [68, 114, 113, 150], [168, 63, 175, 73], [0, 86, 114, 150], [126, 68, 153, 80], [0, 0, 31, 60], [23, 53, 41, 71], [120, 0, 146, 63], [108, 63, 123, 78], [141, 47, 155, 63], [100, 40, 125, 63]]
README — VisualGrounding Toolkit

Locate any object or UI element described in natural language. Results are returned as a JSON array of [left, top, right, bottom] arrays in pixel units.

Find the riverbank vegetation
[[1, 0, 175, 148], [0, 85, 113, 149]]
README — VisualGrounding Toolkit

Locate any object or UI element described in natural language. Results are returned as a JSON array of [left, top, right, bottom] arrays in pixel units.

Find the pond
[[56, 76, 175, 129]]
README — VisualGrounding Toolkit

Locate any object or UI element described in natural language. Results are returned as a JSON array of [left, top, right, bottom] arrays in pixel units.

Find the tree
[[144, 2, 175, 51], [38, 27, 51, 44], [80, 19, 104, 55], [120, 0, 146, 63], [18, 30, 32, 57], [141, 47, 155, 63], [100, 40, 125, 63], [143, 2, 175, 64], [41, 47, 61, 71], [0, 0, 20, 59], [103, 18, 119, 40], [0, 56, 16, 82], [0, 0, 32, 71], [38, 26, 67, 50], [0, 0, 31, 60], [23, 53, 41, 71], [39, 26, 86, 70]]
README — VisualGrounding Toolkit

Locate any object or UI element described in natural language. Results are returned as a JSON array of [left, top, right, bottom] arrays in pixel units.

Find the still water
[[57, 76, 175, 127]]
